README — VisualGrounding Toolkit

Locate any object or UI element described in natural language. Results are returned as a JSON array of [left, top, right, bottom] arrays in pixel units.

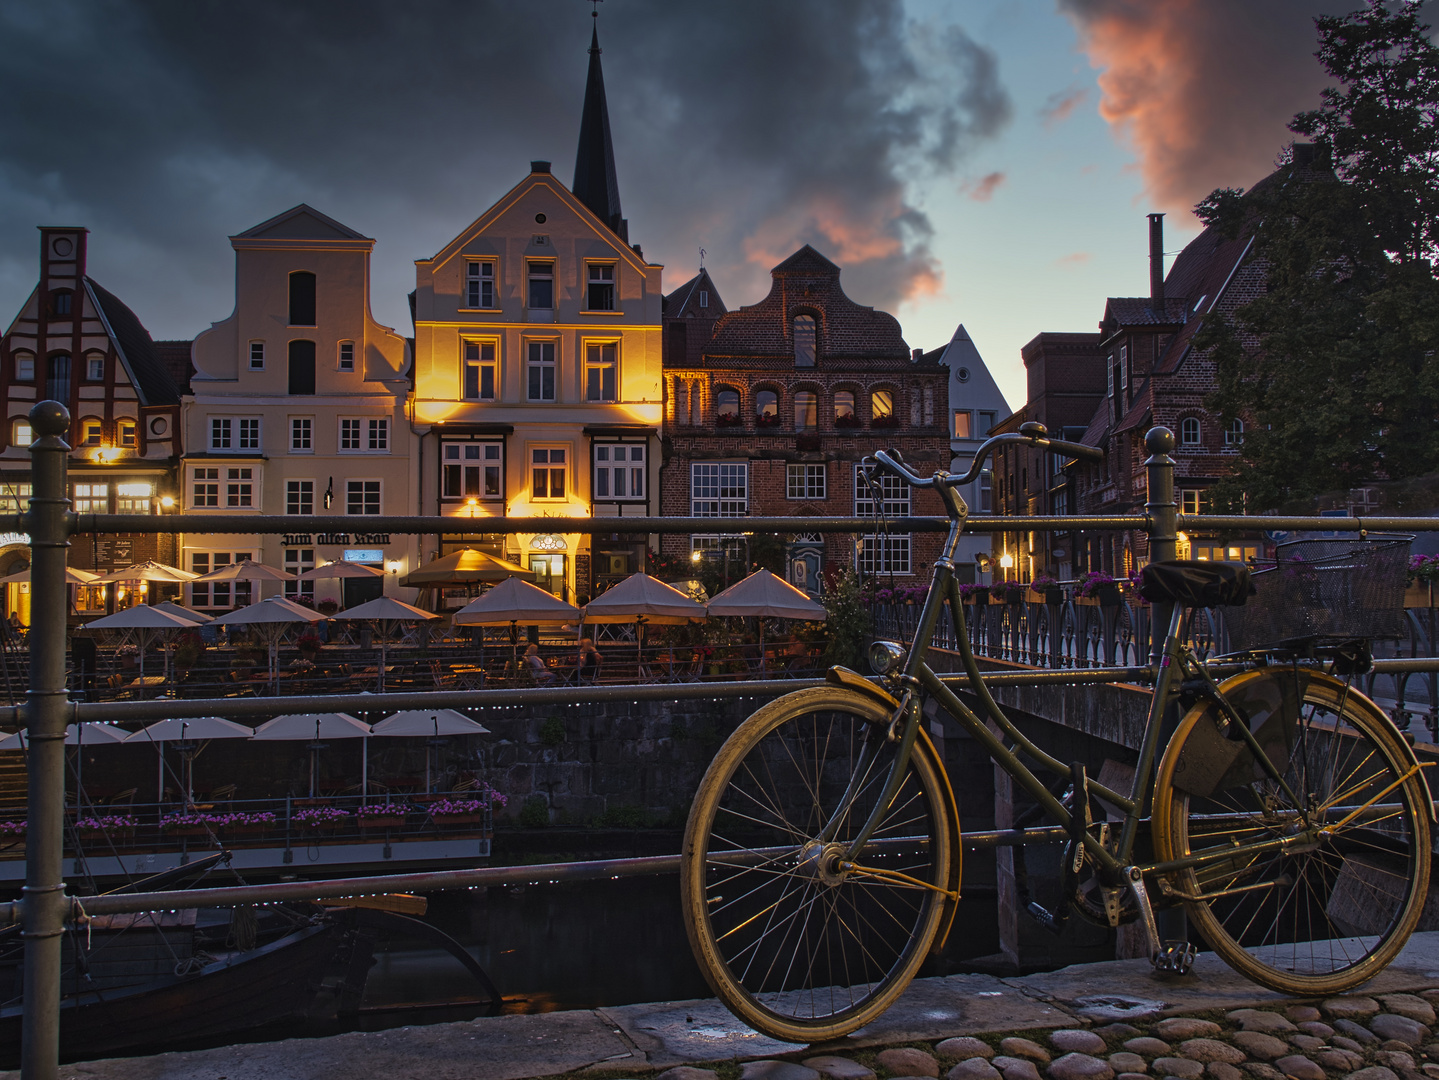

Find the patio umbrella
[[296, 560, 386, 580], [371, 710, 491, 793], [92, 561, 198, 584], [331, 596, 437, 691], [83, 605, 197, 692], [124, 716, 254, 804], [400, 549, 534, 587], [189, 559, 296, 583], [209, 596, 328, 687], [0, 566, 99, 585], [152, 601, 213, 624], [454, 578, 581, 673], [706, 569, 826, 673], [583, 573, 707, 677], [252, 712, 372, 798], [0, 722, 129, 807]]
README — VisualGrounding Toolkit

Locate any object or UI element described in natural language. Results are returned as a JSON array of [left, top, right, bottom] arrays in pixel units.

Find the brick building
[[659, 245, 951, 595]]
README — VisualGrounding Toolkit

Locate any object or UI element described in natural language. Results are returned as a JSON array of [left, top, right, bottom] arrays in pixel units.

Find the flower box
[[433, 812, 484, 825], [358, 815, 406, 829], [1076, 583, 1122, 608], [1029, 587, 1064, 605], [963, 588, 989, 606], [1405, 583, 1435, 609]]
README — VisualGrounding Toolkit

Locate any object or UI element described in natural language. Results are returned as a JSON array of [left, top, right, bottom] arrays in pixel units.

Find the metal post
[[1143, 427, 1177, 665], [21, 401, 72, 1080]]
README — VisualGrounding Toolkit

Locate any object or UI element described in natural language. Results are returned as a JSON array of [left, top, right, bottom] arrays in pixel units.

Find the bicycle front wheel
[[681, 686, 953, 1043], [1153, 670, 1431, 995]]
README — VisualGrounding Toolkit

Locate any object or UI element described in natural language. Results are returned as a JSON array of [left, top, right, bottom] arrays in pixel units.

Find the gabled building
[[183, 205, 415, 610], [663, 267, 727, 369], [410, 25, 664, 604], [938, 324, 1010, 580], [0, 226, 183, 621], [659, 245, 951, 594]]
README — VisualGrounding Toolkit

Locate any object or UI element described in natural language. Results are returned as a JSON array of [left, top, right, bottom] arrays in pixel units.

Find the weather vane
[[589, 0, 603, 16]]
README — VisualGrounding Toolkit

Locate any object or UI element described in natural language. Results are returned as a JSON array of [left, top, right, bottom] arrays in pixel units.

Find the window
[[72, 483, 107, 513], [954, 411, 972, 439], [11, 421, 32, 448], [45, 354, 70, 401], [289, 271, 316, 326], [286, 480, 314, 515], [81, 421, 102, 446], [977, 410, 996, 434], [1181, 417, 1202, 445], [699, 290, 709, 309], [13, 353, 33, 381], [716, 388, 740, 421], [283, 548, 315, 596], [367, 418, 389, 452], [834, 391, 855, 422], [338, 341, 354, 372], [51, 290, 72, 317], [794, 391, 817, 433], [249, 342, 265, 370], [119, 420, 136, 447], [346, 480, 381, 515], [441, 440, 503, 501], [872, 389, 893, 422], [192, 467, 219, 508], [1107, 358, 1114, 398], [787, 463, 825, 500], [226, 467, 253, 507], [1224, 417, 1244, 447], [585, 342, 617, 401], [0, 483, 32, 511], [855, 466, 911, 574], [594, 444, 645, 501], [528, 261, 554, 309], [340, 418, 361, 451], [793, 314, 816, 368], [239, 418, 260, 451], [587, 264, 615, 310], [527, 342, 556, 401], [463, 342, 496, 400], [467, 261, 495, 308], [979, 469, 992, 512], [115, 482, 151, 513], [692, 463, 747, 517], [209, 417, 259, 452], [1180, 489, 1201, 515], [291, 417, 312, 452], [756, 389, 778, 422], [288, 340, 316, 394], [85, 353, 104, 381], [210, 417, 231, 450], [190, 552, 253, 609], [531, 448, 566, 499]]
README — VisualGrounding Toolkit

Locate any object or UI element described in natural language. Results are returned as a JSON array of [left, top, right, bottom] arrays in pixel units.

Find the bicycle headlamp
[[868, 640, 906, 675]]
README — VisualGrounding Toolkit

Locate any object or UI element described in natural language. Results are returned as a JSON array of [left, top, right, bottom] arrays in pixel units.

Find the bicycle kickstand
[[1125, 867, 1196, 977]]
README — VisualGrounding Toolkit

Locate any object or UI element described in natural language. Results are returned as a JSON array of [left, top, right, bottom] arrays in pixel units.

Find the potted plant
[[1027, 574, 1063, 605], [74, 814, 139, 841], [1406, 554, 1439, 608], [755, 412, 782, 429], [159, 811, 213, 837], [715, 411, 743, 428], [294, 806, 350, 832], [222, 810, 277, 836], [958, 584, 988, 606], [834, 412, 862, 430], [870, 414, 899, 430], [0, 819, 24, 842], [1076, 571, 1121, 607], [357, 803, 410, 829], [317, 598, 340, 616], [296, 628, 322, 661], [173, 630, 206, 673]]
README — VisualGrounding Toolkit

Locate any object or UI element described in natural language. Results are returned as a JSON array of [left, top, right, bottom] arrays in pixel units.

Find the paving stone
[[1230, 1032, 1289, 1060], [1326, 998, 1383, 1021], [1003, 1038, 1052, 1064], [1372, 1014, 1433, 1047], [1422, 991, 1439, 1004], [1288, 1035, 1325, 1054], [1335, 1036, 1368, 1053], [1375, 1052, 1418, 1072], [1337, 1020, 1383, 1046], [878, 1048, 941, 1078], [1156, 1020, 1223, 1041], [1117, 1074, 1147, 1080], [1178, 1040, 1246, 1066], [1297, 1022, 1334, 1039], [1241, 1064, 1284, 1080], [938, 1038, 997, 1060], [658, 1070, 721, 1080], [1126, 1039, 1172, 1059], [1108, 1053, 1148, 1074], [1421, 1065, 1439, 1079], [802, 1059, 876, 1080], [949, 1061, 1002, 1080], [1382, 996, 1438, 1027], [1207, 1065, 1242, 1080], [1047, 1053, 1114, 1080], [742, 1063, 822, 1080], [1344, 1070, 1400, 1080], [1227, 1010, 1298, 1034], [1317, 1049, 1366, 1072], [1097, 1026, 1144, 1044], [1053, 1032, 1110, 1056], [1271, 1056, 1324, 1080], [1384, 1039, 1417, 1053], [993, 1056, 1043, 1080], [1285, 1007, 1323, 1024], [1152, 1059, 1204, 1080]]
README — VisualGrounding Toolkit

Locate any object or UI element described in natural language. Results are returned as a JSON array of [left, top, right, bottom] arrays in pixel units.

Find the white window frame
[[290, 416, 313, 453], [346, 479, 382, 516], [367, 418, 389, 452], [691, 462, 747, 517], [13, 353, 34, 382], [527, 341, 556, 402], [1180, 489, 1201, 515], [118, 419, 136, 447], [854, 466, 912, 574], [1119, 344, 1129, 390], [586, 262, 616, 311], [338, 340, 355, 372], [466, 260, 495, 309], [225, 466, 255, 508], [283, 548, 315, 597], [11, 420, 32, 448], [189, 551, 255, 610], [463, 340, 497, 401], [339, 418, 361, 452], [1224, 417, 1244, 447], [81, 420, 102, 447], [441, 439, 504, 503], [1180, 416, 1202, 445], [0, 483, 32, 512], [248, 342, 265, 370], [787, 463, 826, 500], [85, 353, 104, 381], [527, 260, 554, 310], [115, 481, 151, 514], [72, 482, 108, 514], [530, 446, 568, 501], [191, 466, 219, 508], [210, 415, 260, 453], [238, 417, 260, 451], [286, 479, 314, 516], [593, 442, 646, 502], [584, 341, 618, 402]]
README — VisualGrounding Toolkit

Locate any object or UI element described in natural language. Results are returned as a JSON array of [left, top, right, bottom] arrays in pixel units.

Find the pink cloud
[[963, 171, 1007, 201], [1055, 252, 1093, 268], [1040, 85, 1090, 129]]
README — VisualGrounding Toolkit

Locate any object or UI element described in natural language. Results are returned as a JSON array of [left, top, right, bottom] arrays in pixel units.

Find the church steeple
[[572, 21, 627, 241]]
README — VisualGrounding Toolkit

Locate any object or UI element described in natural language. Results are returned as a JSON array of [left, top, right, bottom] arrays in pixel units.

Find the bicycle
[[680, 424, 1433, 1043]]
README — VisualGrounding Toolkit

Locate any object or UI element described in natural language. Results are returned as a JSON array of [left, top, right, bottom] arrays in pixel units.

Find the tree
[[1196, 0, 1439, 511]]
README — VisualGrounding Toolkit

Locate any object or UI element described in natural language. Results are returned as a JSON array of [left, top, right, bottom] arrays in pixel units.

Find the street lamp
[[999, 551, 1014, 582]]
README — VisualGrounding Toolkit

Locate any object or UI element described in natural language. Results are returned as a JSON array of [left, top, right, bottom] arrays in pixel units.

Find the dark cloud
[[1057, 0, 1358, 214], [0, 0, 1012, 336]]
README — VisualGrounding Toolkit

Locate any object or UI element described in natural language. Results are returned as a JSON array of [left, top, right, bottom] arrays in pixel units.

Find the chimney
[[531, 160, 551, 174], [1148, 213, 1165, 317]]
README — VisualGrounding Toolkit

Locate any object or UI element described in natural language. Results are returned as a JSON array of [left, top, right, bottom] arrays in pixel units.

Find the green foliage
[[819, 569, 872, 671], [1197, 0, 1439, 511], [538, 715, 566, 747], [518, 795, 549, 828]]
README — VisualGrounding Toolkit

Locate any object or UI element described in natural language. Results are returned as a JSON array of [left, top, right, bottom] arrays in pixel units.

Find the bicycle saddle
[[1139, 560, 1253, 607]]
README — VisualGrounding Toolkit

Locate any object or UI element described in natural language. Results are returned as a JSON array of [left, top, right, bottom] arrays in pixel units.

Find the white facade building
[[939, 323, 1011, 582]]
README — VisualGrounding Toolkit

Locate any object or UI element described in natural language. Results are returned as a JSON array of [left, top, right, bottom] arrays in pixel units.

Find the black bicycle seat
[[1140, 560, 1253, 607]]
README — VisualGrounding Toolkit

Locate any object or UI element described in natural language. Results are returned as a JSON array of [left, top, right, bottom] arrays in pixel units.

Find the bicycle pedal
[[1025, 901, 1067, 936], [1151, 940, 1197, 977]]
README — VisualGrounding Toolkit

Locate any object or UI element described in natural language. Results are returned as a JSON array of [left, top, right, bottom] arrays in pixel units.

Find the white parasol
[[371, 710, 490, 792], [331, 596, 437, 691], [252, 712, 372, 798], [124, 717, 254, 805], [706, 569, 826, 673]]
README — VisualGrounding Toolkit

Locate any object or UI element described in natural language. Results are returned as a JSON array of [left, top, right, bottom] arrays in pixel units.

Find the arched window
[[674, 380, 689, 425], [45, 354, 70, 401], [716, 388, 740, 424], [793, 314, 816, 368], [50, 289, 72, 317], [80, 417, 103, 447], [12, 420, 33, 448], [1180, 416, 1201, 445], [871, 389, 895, 427], [289, 271, 316, 326], [1224, 417, 1244, 446], [794, 391, 817, 432], [755, 389, 778, 426], [12, 352, 34, 382], [834, 390, 858, 428]]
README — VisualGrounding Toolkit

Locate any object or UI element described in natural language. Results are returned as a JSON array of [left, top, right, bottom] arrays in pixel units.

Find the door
[[529, 554, 566, 598]]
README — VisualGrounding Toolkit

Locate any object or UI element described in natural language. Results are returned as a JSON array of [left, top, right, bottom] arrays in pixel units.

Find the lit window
[[115, 482, 151, 513], [441, 441, 502, 501], [13, 354, 34, 381], [587, 264, 615, 310], [954, 411, 972, 439], [249, 342, 265, 370], [793, 315, 816, 368], [192, 467, 219, 508], [527, 342, 556, 401], [463, 342, 496, 401], [340, 419, 361, 451], [346, 480, 381, 515], [594, 444, 645, 501], [0, 484, 32, 511], [531, 448, 566, 499], [1181, 417, 1202, 445], [1180, 489, 1201, 515], [794, 391, 817, 433], [72, 483, 107, 513], [467, 261, 494, 308], [1224, 417, 1244, 446], [787, 464, 825, 500], [119, 420, 136, 447], [367, 418, 388, 451], [585, 342, 617, 401], [291, 417, 312, 452], [691, 463, 747, 517], [528, 261, 554, 309], [12, 421, 33, 448], [855, 466, 911, 574], [872, 390, 894, 422], [226, 467, 253, 507], [338, 341, 354, 372], [286, 480, 314, 515], [85, 353, 104, 381], [82, 421, 102, 446]]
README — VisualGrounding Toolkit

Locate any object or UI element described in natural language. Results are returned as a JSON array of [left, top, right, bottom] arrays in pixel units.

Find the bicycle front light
[[868, 640, 906, 675]]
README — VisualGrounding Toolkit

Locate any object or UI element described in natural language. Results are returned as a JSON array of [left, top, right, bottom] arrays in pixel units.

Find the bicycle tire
[[1152, 669, 1431, 995], [681, 686, 952, 1043]]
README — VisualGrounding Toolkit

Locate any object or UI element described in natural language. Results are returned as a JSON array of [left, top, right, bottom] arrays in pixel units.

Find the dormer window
[[793, 315, 816, 368]]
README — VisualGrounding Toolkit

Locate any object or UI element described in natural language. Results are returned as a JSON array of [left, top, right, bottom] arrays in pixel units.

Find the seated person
[[577, 637, 603, 683], [524, 643, 555, 684]]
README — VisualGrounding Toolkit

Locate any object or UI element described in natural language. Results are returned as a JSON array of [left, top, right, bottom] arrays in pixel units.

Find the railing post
[[1144, 426, 1177, 665], [21, 401, 72, 1080]]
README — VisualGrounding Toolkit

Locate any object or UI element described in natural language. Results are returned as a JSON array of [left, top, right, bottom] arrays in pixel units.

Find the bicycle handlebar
[[869, 422, 1104, 490]]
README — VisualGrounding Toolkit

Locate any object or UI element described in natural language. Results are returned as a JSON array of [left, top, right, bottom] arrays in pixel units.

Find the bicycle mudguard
[[918, 724, 964, 955], [1167, 668, 1308, 798], [826, 665, 900, 711]]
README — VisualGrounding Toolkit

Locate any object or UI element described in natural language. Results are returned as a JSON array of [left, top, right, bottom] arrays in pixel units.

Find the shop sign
[[282, 532, 391, 547]]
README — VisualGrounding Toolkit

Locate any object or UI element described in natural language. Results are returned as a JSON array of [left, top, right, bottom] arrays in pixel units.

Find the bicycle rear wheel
[[1152, 670, 1431, 995], [681, 686, 953, 1043]]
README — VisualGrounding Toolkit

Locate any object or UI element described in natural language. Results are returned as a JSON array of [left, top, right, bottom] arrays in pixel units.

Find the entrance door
[[529, 554, 566, 598], [343, 574, 384, 608]]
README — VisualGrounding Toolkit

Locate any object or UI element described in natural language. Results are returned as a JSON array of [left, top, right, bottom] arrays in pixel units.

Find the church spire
[[572, 20, 627, 241]]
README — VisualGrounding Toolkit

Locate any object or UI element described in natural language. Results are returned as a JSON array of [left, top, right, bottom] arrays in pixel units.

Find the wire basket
[[1226, 534, 1412, 650]]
